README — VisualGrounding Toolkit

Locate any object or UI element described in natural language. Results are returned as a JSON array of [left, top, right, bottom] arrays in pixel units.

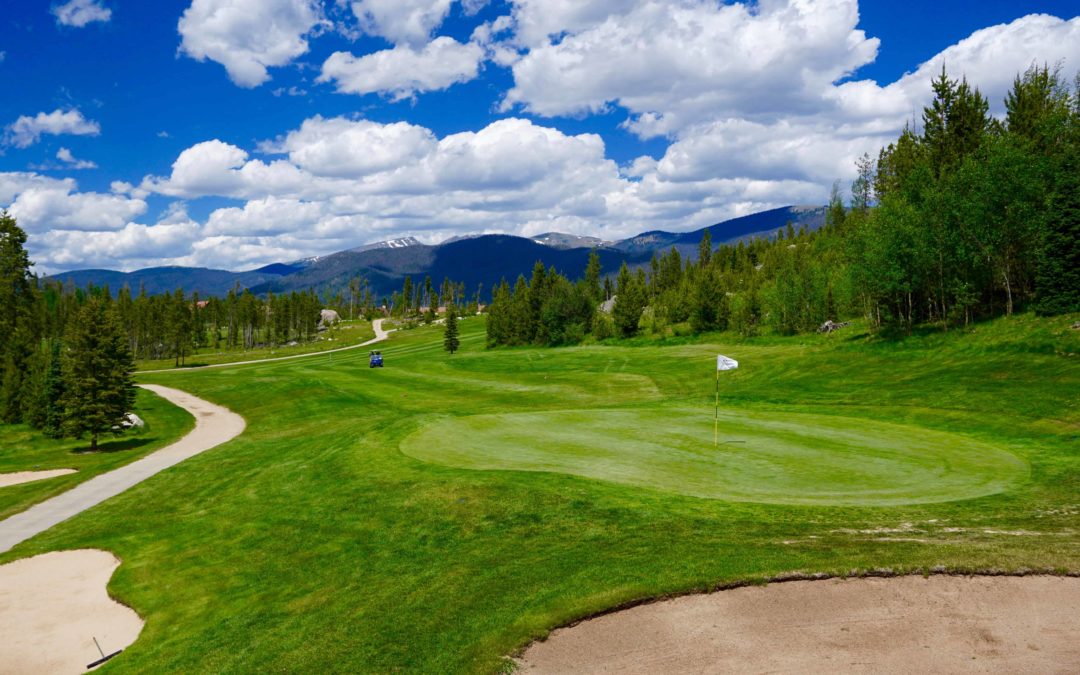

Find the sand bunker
[[516, 575, 1080, 674], [0, 469, 77, 488], [0, 549, 143, 674]]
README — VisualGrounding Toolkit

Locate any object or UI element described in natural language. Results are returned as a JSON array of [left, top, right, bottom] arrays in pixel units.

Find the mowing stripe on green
[[401, 407, 1028, 506]]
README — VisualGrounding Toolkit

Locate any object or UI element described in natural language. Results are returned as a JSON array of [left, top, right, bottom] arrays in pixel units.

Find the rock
[[122, 413, 145, 429], [599, 296, 617, 314], [818, 320, 851, 334], [1072, 321, 1080, 330], [318, 309, 341, 327]]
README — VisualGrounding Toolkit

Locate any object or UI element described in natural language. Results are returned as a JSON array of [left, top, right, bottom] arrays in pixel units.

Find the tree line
[[2, 214, 134, 448], [485, 65, 1079, 348]]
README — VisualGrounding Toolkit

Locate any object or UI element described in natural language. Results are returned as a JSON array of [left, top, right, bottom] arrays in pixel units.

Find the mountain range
[[49, 206, 825, 299]]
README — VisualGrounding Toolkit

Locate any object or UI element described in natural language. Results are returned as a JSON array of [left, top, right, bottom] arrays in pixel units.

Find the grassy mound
[[402, 407, 1027, 506]]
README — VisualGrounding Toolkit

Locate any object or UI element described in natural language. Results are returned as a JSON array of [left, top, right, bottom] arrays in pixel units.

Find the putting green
[[400, 408, 1028, 506]]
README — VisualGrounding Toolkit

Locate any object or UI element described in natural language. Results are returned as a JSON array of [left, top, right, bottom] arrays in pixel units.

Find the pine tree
[[41, 340, 66, 438], [401, 276, 413, 316], [443, 304, 460, 355], [170, 288, 193, 366], [1035, 116, 1080, 314], [486, 279, 511, 347], [613, 263, 646, 337], [698, 229, 712, 267], [584, 250, 602, 302], [691, 265, 727, 333], [61, 298, 136, 451], [0, 212, 38, 423], [851, 154, 874, 214]]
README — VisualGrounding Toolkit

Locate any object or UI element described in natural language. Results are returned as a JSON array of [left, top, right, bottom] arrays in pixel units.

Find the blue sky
[[1, 0, 1078, 272]]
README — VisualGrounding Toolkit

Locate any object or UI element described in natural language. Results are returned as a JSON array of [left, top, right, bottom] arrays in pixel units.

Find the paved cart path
[[140, 319, 391, 373], [0, 385, 245, 554], [1, 320, 394, 553]]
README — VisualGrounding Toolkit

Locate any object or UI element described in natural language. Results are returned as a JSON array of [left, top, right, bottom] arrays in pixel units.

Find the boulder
[[818, 320, 851, 334], [318, 309, 341, 327]]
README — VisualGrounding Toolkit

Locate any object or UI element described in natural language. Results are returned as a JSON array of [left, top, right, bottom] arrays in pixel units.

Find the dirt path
[[140, 318, 392, 373], [0, 385, 245, 554], [516, 575, 1080, 674], [0, 549, 143, 674]]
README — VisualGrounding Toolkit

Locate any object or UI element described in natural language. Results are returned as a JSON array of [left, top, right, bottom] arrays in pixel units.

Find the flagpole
[[714, 367, 719, 447]]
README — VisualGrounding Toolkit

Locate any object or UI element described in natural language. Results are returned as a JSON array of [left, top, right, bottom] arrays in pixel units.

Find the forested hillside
[[485, 66, 1080, 347], [45, 207, 826, 300]]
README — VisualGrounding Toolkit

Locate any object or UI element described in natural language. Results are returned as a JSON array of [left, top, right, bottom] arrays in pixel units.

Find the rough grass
[[136, 319, 376, 371], [1, 312, 1077, 673], [0, 388, 194, 520]]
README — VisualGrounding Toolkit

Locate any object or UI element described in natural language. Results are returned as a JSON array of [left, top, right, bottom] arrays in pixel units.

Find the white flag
[[717, 355, 739, 371]]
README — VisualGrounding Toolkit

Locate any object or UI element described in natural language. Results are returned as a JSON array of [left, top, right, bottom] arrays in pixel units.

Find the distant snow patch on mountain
[[347, 236, 422, 253], [530, 232, 614, 250]]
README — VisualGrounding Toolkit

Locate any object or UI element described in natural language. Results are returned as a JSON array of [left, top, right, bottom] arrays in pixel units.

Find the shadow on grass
[[71, 435, 154, 454]]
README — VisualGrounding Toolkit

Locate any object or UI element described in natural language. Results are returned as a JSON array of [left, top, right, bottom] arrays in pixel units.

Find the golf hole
[[401, 408, 1028, 506]]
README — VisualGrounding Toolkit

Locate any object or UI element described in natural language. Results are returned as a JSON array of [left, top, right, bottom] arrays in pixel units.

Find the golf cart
[[369, 350, 383, 368]]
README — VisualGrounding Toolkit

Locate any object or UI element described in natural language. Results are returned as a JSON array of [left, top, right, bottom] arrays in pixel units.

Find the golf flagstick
[[715, 355, 739, 447], [714, 368, 719, 447]]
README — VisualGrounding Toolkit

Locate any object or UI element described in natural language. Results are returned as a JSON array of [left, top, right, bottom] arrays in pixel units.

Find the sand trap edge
[[513, 571, 1080, 673], [0, 468, 78, 488], [0, 548, 145, 674], [511, 567, 1080, 657]]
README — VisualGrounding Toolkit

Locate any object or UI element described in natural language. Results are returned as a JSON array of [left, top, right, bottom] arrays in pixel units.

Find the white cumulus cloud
[[319, 37, 484, 99], [56, 147, 98, 170], [3, 109, 101, 148], [178, 0, 326, 87], [351, 0, 455, 46], [52, 0, 112, 28], [502, 0, 878, 135], [261, 116, 437, 177], [16, 6, 1080, 274], [2, 173, 146, 233]]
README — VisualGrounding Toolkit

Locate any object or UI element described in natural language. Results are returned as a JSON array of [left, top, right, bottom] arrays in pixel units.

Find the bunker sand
[[516, 575, 1080, 674], [0, 549, 143, 674], [0, 468, 77, 488]]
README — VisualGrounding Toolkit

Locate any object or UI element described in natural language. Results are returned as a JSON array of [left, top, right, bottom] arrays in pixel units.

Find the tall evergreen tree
[[1035, 98, 1080, 314], [0, 212, 38, 423], [613, 263, 646, 337], [170, 288, 193, 366], [41, 340, 66, 438], [61, 298, 136, 451], [698, 229, 712, 267], [584, 250, 602, 303], [443, 304, 460, 354], [922, 67, 990, 176]]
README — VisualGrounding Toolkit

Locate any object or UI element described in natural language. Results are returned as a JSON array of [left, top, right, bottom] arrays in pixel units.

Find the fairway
[[2, 315, 1076, 673], [401, 407, 1028, 506]]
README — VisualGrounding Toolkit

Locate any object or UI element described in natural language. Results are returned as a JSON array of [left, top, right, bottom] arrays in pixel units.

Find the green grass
[[0, 387, 194, 519], [136, 319, 376, 371], [402, 407, 1028, 506], [1, 312, 1078, 673]]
